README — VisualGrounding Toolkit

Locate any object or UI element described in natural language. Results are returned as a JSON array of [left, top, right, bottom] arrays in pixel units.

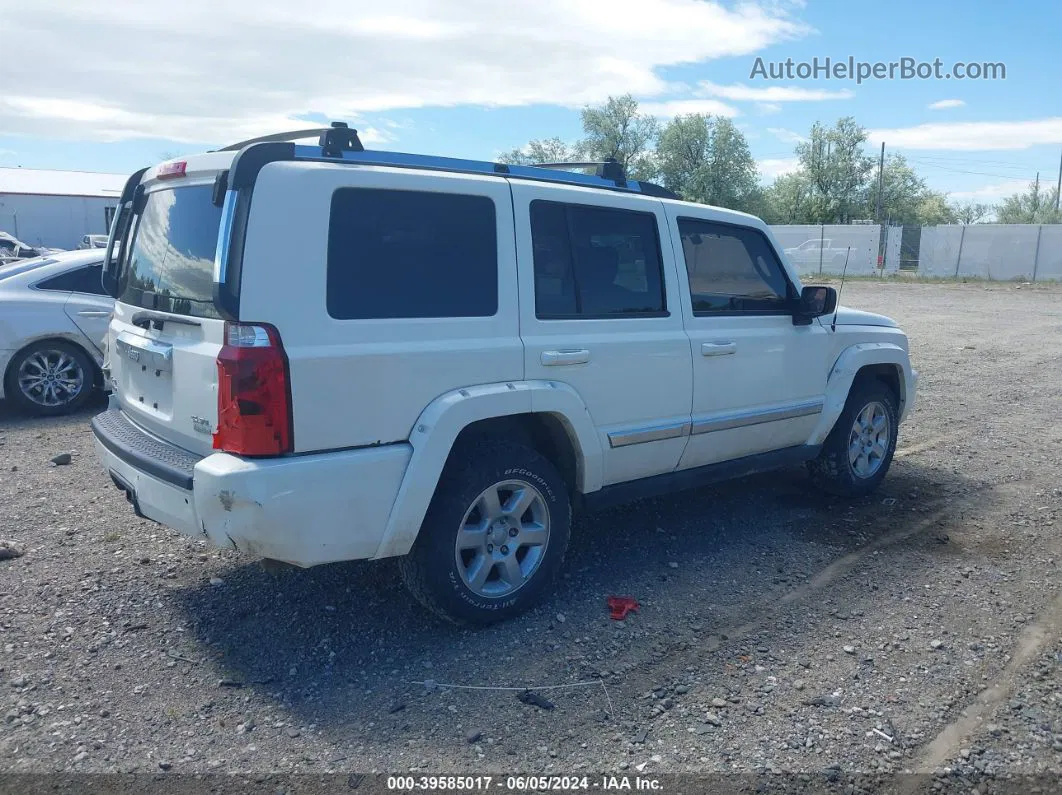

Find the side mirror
[[793, 285, 837, 325]]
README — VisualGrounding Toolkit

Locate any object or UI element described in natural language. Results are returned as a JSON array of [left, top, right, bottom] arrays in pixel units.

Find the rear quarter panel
[[237, 162, 523, 453]]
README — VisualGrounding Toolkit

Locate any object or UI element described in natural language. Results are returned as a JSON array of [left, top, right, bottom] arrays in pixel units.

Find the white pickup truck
[[91, 124, 917, 625]]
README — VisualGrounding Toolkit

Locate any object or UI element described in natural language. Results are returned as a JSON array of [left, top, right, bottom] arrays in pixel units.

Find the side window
[[327, 188, 498, 320], [531, 200, 666, 318], [36, 263, 106, 295], [678, 219, 791, 314]]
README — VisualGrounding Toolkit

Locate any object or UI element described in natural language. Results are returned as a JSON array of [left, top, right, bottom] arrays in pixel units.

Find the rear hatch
[[109, 169, 226, 456]]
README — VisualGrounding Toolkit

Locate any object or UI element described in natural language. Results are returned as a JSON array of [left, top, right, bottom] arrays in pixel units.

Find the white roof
[[0, 167, 127, 198]]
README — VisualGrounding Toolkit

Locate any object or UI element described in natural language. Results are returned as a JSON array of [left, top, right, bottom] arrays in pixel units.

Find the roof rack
[[222, 121, 679, 199]]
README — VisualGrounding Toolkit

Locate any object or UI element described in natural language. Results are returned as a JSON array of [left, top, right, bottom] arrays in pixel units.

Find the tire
[[398, 440, 571, 626], [4, 340, 96, 417], [807, 378, 899, 497]]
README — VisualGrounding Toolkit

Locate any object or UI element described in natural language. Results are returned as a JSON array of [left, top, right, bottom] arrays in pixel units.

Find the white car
[[784, 238, 850, 270], [78, 234, 110, 250], [91, 124, 917, 625], [0, 250, 112, 415], [0, 231, 64, 263]]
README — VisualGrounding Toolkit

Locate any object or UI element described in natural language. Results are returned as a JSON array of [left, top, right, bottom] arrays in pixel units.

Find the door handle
[[78, 310, 112, 318], [701, 341, 736, 357], [541, 349, 591, 366]]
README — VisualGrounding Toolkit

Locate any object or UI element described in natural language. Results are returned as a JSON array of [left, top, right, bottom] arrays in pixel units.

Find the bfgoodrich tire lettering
[[398, 441, 571, 625], [808, 378, 899, 498]]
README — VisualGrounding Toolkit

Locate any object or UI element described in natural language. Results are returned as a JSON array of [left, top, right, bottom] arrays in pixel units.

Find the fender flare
[[371, 380, 603, 559], [806, 342, 912, 445]]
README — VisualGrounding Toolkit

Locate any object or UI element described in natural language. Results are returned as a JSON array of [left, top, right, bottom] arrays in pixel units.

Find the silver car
[[0, 250, 112, 415]]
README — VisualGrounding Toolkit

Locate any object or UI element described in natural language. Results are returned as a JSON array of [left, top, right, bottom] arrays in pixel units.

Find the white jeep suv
[[92, 123, 917, 625]]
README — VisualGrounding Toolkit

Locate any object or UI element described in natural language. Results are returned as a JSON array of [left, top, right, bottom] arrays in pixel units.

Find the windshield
[[118, 185, 223, 318]]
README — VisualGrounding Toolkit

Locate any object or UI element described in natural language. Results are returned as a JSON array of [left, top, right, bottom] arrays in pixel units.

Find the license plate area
[[115, 332, 175, 416]]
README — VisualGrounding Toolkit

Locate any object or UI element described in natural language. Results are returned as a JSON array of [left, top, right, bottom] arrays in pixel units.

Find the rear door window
[[118, 185, 223, 318], [531, 201, 666, 318], [327, 188, 498, 320]]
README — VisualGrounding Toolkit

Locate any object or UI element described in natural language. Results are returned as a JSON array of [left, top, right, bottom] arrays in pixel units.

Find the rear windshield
[[118, 185, 222, 318]]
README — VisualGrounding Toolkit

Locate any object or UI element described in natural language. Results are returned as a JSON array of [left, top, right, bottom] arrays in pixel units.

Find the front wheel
[[398, 441, 571, 625], [808, 379, 899, 497]]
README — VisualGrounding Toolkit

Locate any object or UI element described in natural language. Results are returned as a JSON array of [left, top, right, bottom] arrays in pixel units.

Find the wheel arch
[[1, 333, 103, 401], [807, 342, 911, 446], [371, 381, 603, 560]]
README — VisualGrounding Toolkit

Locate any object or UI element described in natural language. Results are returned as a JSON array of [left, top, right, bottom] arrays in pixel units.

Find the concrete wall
[[0, 193, 117, 250], [770, 224, 881, 275], [883, 226, 903, 273], [1035, 225, 1062, 281], [915, 224, 1060, 281], [918, 226, 966, 277]]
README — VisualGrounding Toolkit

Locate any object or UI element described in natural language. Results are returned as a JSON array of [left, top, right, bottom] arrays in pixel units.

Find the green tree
[[655, 114, 759, 211], [796, 117, 875, 223], [915, 192, 958, 225], [578, 94, 659, 181], [497, 137, 578, 165], [996, 180, 1062, 223], [870, 154, 928, 224], [950, 201, 992, 225], [761, 171, 814, 224]]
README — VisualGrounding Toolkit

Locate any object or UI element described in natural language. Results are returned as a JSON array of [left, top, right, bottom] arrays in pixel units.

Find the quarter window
[[36, 263, 107, 295], [531, 201, 666, 318], [327, 188, 498, 320], [678, 219, 791, 314]]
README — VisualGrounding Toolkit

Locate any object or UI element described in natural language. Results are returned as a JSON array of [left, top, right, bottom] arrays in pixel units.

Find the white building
[[0, 168, 128, 250]]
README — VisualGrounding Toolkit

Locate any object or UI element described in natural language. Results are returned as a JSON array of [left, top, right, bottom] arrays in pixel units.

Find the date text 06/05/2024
[[385, 775, 663, 791]]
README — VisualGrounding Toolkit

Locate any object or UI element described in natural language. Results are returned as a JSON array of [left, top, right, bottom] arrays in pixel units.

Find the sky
[[1, 0, 1060, 206]]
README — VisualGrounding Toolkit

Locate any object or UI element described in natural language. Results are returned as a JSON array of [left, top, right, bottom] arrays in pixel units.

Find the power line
[[906, 161, 1038, 179]]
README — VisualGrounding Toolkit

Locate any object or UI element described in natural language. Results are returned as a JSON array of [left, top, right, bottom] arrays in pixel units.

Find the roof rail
[[216, 122, 364, 155], [217, 128, 333, 152], [223, 121, 680, 199]]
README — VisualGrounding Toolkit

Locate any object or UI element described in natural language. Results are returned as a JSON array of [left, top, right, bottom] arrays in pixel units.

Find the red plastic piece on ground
[[607, 596, 639, 620]]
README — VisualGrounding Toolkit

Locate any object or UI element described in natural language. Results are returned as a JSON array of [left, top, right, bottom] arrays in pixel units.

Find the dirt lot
[[2, 281, 1061, 792]]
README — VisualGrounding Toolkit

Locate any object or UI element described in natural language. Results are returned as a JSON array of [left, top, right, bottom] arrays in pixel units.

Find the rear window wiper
[[131, 310, 202, 331]]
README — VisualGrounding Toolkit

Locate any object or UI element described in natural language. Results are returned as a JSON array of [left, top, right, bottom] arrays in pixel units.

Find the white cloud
[[949, 179, 1029, 202], [639, 99, 740, 119], [767, 127, 805, 144], [0, 0, 809, 145], [758, 157, 800, 180], [756, 103, 783, 115], [928, 99, 966, 110], [696, 80, 853, 102], [869, 118, 1062, 150]]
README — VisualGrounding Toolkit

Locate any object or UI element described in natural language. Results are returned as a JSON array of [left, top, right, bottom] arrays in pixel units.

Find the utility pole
[[875, 141, 886, 223], [1055, 148, 1061, 212]]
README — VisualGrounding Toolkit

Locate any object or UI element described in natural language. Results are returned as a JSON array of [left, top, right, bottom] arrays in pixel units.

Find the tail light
[[213, 322, 292, 457]]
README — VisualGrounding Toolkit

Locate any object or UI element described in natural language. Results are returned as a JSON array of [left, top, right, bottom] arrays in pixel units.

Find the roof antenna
[[831, 246, 852, 332]]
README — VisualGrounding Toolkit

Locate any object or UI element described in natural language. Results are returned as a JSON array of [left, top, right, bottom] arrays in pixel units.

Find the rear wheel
[[398, 441, 571, 625], [4, 341, 95, 416], [808, 379, 898, 497]]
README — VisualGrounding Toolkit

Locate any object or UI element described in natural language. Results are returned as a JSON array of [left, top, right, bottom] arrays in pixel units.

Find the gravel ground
[[1, 281, 1061, 792]]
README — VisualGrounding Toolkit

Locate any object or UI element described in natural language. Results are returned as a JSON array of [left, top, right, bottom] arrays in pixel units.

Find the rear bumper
[[91, 407, 412, 566]]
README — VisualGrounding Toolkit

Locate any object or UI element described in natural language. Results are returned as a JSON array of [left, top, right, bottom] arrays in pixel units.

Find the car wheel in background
[[4, 340, 95, 417]]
